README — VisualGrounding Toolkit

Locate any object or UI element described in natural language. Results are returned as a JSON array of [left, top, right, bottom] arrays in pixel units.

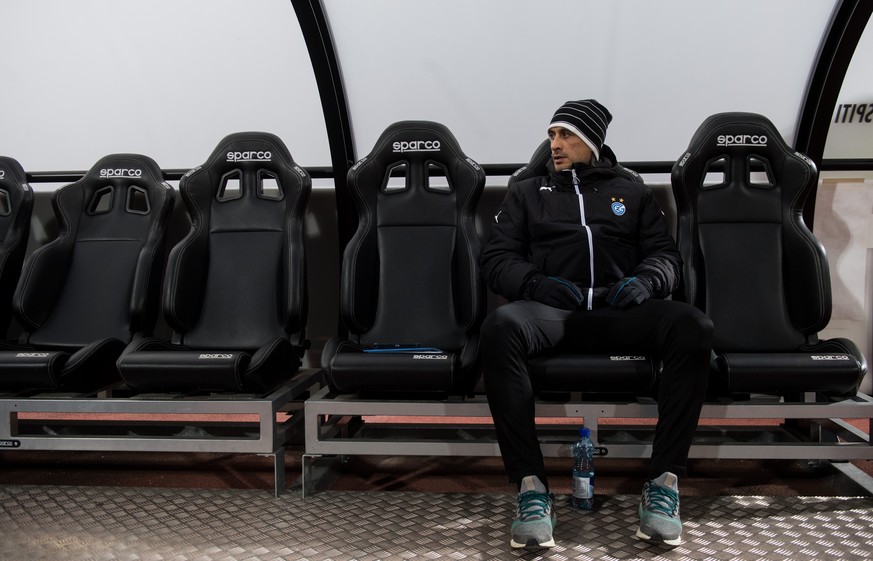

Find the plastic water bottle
[[570, 427, 595, 510]]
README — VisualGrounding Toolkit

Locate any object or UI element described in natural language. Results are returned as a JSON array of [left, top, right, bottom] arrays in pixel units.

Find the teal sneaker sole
[[510, 510, 557, 549], [510, 535, 556, 549], [635, 526, 682, 548]]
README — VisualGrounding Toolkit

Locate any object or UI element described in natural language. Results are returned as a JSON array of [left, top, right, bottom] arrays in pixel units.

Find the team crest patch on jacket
[[611, 197, 626, 216]]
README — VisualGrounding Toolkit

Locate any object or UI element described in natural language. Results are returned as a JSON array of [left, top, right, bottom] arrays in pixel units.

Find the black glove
[[606, 276, 653, 309], [527, 276, 584, 310]]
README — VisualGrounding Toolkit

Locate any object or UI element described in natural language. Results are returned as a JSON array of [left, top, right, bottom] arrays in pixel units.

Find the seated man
[[480, 99, 713, 549]]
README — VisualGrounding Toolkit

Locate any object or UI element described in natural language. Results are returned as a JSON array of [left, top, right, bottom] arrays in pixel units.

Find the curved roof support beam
[[796, 0, 872, 226], [290, 0, 357, 250], [291, 0, 357, 338]]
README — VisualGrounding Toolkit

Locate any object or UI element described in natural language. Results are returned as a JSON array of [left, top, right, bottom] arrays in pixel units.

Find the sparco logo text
[[226, 151, 272, 162], [198, 353, 233, 359], [392, 140, 441, 153], [413, 354, 448, 360], [100, 168, 143, 178], [716, 134, 767, 147]]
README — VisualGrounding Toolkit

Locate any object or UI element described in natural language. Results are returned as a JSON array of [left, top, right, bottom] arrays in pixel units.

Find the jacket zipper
[[571, 169, 595, 310]]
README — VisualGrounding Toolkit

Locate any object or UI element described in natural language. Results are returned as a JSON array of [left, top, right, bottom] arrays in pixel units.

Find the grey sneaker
[[510, 476, 556, 549], [636, 472, 682, 547]]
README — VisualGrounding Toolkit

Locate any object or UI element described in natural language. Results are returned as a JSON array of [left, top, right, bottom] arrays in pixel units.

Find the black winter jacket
[[481, 147, 681, 309]]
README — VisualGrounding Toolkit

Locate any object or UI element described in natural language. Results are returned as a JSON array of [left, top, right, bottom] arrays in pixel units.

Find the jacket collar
[[548, 144, 619, 188]]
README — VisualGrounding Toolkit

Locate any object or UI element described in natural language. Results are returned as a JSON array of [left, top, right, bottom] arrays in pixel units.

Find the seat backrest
[[15, 154, 175, 348], [342, 121, 485, 352], [0, 157, 34, 337], [672, 112, 827, 352], [509, 138, 645, 191], [164, 132, 310, 350]]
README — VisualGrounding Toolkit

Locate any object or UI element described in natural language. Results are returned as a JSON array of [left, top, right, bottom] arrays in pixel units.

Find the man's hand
[[606, 276, 653, 309], [530, 276, 584, 310]]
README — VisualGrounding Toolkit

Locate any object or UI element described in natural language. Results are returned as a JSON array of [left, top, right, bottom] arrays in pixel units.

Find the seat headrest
[[352, 120, 483, 185], [189, 131, 307, 180], [511, 140, 552, 184], [674, 112, 815, 181], [64, 154, 170, 221], [80, 153, 167, 191], [0, 156, 28, 188], [510, 139, 643, 186]]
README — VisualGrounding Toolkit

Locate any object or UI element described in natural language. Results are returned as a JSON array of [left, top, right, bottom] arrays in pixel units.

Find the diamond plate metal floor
[[1, 485, 872, 561]]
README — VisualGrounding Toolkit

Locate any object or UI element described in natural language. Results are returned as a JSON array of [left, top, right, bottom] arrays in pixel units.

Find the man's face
[[548, 126, 593, 171]]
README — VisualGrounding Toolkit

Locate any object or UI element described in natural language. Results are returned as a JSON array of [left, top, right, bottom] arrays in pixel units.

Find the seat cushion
[[530, 354, 656, 394], [718, 351, 863, 396], [327, 348, 457, 393], [0, 349, 69, 390]]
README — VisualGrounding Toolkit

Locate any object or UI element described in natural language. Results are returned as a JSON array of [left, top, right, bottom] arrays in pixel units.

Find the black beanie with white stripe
[[548, 99, 612, 161]]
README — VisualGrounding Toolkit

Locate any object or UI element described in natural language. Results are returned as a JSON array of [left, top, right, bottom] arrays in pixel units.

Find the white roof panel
[[0, 0, 328, 170], [325, 0, 838, 163]]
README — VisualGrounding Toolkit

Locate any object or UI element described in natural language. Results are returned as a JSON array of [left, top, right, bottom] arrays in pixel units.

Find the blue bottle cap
[[579, 427, 590, 437]]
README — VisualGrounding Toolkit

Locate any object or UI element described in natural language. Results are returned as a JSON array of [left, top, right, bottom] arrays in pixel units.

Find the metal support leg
[[301, 454, 318, 498], [299, 454, 343, 498], [272, 447, 285, 498]]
